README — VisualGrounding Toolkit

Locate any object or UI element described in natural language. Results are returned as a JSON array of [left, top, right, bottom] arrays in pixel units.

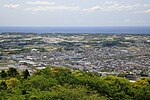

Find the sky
[[0, 0, 150, 26]]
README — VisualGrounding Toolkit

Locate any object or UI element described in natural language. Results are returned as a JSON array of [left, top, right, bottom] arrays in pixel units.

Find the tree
[[23, 69, 30, 79], [28, 75, 58, 91], [0, 81, 7, 90], [102, 76, 133, 100], [134, 85, 150, 100], [6, 78, 20, 93], [0, 90, 8, 100], [7, 68, 19, 77], [0, 70, 7, 78], [133, 78, 150, 100], [28, 84, 108, 100]]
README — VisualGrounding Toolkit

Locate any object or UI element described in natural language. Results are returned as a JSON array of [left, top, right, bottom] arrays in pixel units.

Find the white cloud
[[2, 4, 19, 8], [83, 2, 140, 12], [144, 9, 150, 13], [83, 6, 102, 12], [107, 19, 144, 24], [104, 1, 118, 5], [25, 1, 80, 12], [27, 1, 56, 5], [123, 19, 132, 22], [144, 4, 150, 7], [24, 5, 80, 12], [134, 9, 150, 14]]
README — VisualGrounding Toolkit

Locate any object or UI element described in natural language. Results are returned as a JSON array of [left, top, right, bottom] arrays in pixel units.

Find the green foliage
[[6, 78, 20, 93], [0, 67, 150, 100], [33, 67, 54, 78], [7, 68, 19, 77], [27, 84, 107, 100], [132, 78, 150, 100], [133, 77, 150, 88], [102, 40, 124, 47], [102, 76, 133, 100], [22, 69, 30, 79], [9, 95, 25, 100], [0, 81, 7, 90], [28, 75, 58, 90], [0, 70, 7, 78], [134, 84, 150, 100], [0, 90, 8, 100]]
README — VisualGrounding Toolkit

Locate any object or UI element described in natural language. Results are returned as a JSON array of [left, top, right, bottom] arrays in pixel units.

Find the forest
[[0, 67, 150, 100]]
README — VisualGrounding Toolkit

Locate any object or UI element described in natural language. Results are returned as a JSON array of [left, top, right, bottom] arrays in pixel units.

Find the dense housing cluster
[[0, 33, 150, 80]]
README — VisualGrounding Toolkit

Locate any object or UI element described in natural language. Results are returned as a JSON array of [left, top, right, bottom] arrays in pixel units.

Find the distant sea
[[0, 26, 150, 34]]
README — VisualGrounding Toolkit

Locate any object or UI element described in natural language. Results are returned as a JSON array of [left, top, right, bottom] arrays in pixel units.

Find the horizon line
[[0, 25, 150, 27]]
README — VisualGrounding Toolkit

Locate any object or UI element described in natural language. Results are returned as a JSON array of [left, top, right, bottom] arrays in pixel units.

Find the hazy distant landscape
[[0, 32, 150, 78]]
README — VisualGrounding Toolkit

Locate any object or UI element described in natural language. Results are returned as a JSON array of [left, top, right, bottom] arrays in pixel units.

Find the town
[[0, 33, 150, 80]]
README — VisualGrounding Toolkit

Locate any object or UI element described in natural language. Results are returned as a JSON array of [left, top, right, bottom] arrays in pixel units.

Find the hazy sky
[[0, 0, 150, 26]]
